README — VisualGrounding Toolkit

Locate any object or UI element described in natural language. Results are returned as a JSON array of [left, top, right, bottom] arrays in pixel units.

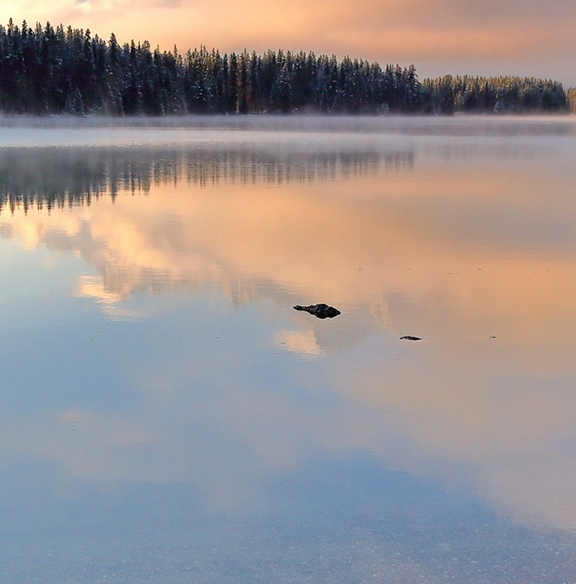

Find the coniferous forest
[[0, 19, 571, 116]]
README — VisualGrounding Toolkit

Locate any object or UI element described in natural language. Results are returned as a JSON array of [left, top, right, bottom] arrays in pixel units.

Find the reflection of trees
[[0, 146, 413, 212], [183, 147, 412, 186]]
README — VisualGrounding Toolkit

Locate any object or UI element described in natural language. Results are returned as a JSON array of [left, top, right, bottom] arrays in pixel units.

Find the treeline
[[0, 19, 420, 115], [422, 75, 568, 114], [0, 19, 570, 116]]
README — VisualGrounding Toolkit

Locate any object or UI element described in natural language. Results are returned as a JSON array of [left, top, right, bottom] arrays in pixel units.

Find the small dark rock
[[293, 303, 341, 319], [400, 335, 421, 341]]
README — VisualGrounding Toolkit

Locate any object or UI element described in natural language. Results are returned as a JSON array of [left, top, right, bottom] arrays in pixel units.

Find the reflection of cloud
[[3, 332, 576, 530], [327, 352, 576, 531], [79, 275, 123, 304], [78, 276, 145, 319], [2, 133, 576, 534], [276, 329, 323, 356], [20, 221, 43, 250], [2, 137, 576, 362]]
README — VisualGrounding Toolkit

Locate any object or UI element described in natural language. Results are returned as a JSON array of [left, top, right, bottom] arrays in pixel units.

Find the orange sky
[[4, 0, 576, 86]]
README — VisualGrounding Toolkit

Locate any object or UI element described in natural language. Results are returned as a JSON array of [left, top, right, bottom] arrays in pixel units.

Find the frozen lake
[[1, 115, 576, 583]]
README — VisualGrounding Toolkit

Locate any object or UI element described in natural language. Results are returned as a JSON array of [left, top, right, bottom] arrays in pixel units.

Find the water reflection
[[0, 143, 413, 213], [1, 121, 576, 581]]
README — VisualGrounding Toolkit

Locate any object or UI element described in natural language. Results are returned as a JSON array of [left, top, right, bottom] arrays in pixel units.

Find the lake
[[1, 115, 576, 583]]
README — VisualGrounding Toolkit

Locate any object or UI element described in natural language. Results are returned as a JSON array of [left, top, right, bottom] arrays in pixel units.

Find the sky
[[3, 0, 576, 86]]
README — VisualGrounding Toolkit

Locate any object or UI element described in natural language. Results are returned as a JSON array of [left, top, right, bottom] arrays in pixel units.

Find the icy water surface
[[1, 115, 576, 583]]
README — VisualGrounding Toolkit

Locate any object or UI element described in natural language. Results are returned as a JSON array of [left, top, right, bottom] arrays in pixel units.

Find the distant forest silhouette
[[0, 19, 571, 116], [0, 145, 413, 213]]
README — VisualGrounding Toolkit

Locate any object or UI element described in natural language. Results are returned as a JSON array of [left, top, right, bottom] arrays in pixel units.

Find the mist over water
[[1, 116, 576, 583]]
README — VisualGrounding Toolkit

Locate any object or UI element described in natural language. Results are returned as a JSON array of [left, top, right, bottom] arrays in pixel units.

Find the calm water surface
[[1, 116, 576, 583]]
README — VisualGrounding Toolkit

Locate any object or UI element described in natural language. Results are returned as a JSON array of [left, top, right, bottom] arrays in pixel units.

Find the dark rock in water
[[293, 303, 341, 319], [400, 335, 421, 341]]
